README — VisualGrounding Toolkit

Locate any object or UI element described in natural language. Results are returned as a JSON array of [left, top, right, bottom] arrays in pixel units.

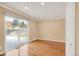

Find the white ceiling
[[0, 2, 66, 21]]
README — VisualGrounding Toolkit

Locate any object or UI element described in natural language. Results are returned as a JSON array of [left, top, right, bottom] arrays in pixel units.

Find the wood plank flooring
[[28, 40, 65, 56], [0, 39, 65, 56]]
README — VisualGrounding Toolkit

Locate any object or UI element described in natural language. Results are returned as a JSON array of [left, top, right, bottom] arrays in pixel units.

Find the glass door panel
[[18, 19, 28, 45], [18, 19, 28, 56], [5, 16, 19, 51]]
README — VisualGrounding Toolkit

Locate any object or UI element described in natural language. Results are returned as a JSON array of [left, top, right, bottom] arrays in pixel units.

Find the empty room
[[0, 2, 75, 56]]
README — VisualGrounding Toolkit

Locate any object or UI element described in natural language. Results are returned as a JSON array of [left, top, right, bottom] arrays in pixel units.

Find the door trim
[[65, 2, 76, 56]]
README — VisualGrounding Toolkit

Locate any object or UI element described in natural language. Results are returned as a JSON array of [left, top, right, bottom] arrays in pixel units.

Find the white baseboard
[[37, 38, 65, 43], [29, 39, 37, 42], [29, 38, 65, 43]]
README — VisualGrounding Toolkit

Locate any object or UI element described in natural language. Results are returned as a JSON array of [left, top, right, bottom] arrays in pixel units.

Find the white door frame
[[65, 2, 76, 56]]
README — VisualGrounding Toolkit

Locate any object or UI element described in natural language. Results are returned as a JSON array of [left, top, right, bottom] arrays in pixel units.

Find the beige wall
[[38, 19, 65, 42], [29, 20, 38, 41], [29, 19, 65, 42], [76, 3, 79, 56], [0, 6, 5, 51]]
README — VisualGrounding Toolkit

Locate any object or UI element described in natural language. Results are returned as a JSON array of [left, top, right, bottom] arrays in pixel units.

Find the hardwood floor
[[28, 40, 65, 56], [0, 39, 65, 56]]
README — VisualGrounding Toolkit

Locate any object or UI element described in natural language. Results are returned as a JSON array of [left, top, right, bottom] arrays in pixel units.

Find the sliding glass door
[[5, 16, 29, 56]]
